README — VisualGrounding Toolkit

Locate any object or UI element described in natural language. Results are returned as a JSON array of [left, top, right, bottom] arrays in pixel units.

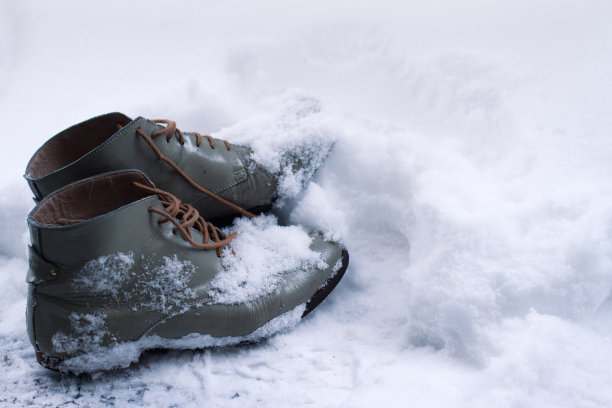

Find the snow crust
[[52, 313, 108, 356], [74, 252, 135, 298], [74, 252, 198, 314], [1, 0, 612, 407], [138, 255, 198, 313]]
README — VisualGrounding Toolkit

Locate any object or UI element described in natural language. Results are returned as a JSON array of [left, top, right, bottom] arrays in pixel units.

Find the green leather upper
[[25, 113, 278, 220], [26, 171, 343, 361]]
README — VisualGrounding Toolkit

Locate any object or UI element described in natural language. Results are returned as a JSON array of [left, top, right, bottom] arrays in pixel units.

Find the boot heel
[[35, 351, 61, 372]]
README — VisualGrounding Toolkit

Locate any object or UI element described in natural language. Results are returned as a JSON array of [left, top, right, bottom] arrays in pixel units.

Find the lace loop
[[151, 119, 230, 150], [133, 181, 237, 256]]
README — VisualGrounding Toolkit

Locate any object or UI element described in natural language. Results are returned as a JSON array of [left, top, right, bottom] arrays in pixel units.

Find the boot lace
[[124, 119, 256, 219], [150, 119, 232, 151], [133, 181, 237, 256]]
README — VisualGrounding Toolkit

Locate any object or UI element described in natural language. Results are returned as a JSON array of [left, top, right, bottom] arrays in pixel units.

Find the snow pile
[[211, 215, 327, 304], [217, 92, 339, 201]]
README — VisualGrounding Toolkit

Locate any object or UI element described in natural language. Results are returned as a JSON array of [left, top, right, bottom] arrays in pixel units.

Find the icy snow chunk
[[215, 91, 339, 201], [209, 215, 328, 304]]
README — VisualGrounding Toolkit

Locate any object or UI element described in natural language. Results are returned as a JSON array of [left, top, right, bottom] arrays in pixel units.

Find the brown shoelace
[[131, 119, 256, 219], [133, 181, 237, 256], [151, 119, 231, 150]]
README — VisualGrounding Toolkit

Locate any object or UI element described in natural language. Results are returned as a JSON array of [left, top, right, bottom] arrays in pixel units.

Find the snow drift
[[1, 0, 612, 407]]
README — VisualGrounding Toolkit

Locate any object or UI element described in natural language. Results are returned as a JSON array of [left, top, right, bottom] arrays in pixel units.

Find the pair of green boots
[[24, 113, 349, 373]]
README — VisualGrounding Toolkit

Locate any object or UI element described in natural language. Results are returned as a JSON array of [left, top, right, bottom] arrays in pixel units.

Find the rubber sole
[[303, 249, 349, 317], [35, 249, 349, 373], [35, 351, 61, 372]]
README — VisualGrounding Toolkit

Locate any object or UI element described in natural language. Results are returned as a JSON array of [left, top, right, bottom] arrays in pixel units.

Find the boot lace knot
[[133, 181, 237, 256]]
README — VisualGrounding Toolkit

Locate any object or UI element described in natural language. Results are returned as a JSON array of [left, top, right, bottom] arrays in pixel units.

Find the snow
[[1, 0, 612, 407], [217, 92, 338, 201], [212, 215, 327, 304], [74, 252, 198, 313], [52, 313, 108, 357], [137, 255, 198, 313], [74, 252, 135, 299]]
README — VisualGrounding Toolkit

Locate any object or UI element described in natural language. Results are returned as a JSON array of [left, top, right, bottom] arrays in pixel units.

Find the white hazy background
[[1, 1, 612, 407]]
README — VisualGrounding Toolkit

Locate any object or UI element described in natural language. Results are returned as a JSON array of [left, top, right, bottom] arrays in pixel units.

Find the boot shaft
[[25, 171, 219, 359]]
